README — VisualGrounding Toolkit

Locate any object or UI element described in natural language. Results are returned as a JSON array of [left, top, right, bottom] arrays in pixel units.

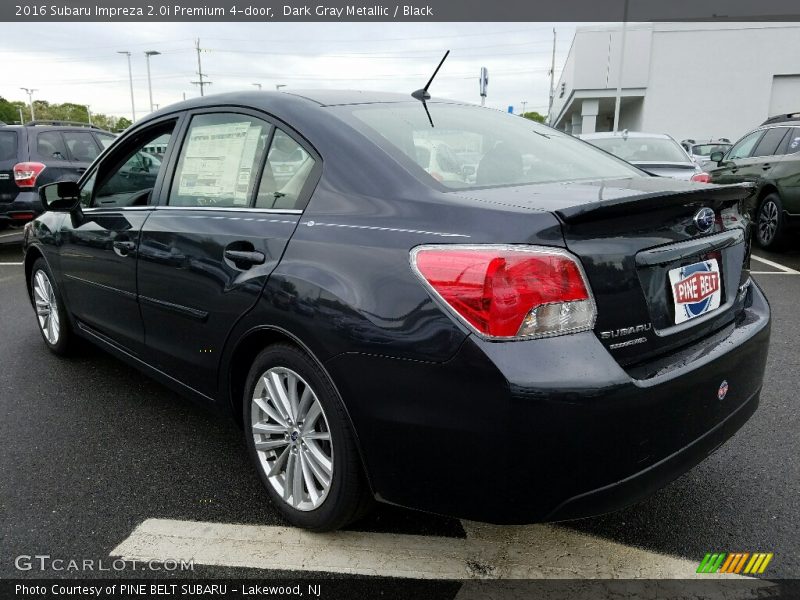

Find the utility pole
[[20, 87, 37, 121], [521, 100, 528, 115], [252, 83, 262, 90], [117, 51, 135, 122], [612, 0, 630, 132], [86, 105, 93, 126], [547, 28, 556, 125], [275, 84, 286, 91], [18, 107, 24, 125], [191, 38, 211, 96], [145, 50, 161, 112]]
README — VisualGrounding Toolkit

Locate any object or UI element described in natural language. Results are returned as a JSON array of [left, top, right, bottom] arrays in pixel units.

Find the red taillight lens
[[412, 245, 595, 339], [691, 172, 711, 183], [14, 162, 46, 188]]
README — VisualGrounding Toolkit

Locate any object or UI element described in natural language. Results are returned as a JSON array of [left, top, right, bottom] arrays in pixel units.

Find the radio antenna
[[412, 50, 450, 127]]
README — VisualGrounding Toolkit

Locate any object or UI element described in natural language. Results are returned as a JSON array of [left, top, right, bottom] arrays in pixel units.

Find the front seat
[[476, 143, 523, 186]]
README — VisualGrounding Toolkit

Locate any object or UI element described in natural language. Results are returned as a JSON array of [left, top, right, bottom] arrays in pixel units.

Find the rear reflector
[[411, 245, 596, 339], [690, 172, 712, 183], [14, 162, 46, 188], [11, 212, 34, 220]]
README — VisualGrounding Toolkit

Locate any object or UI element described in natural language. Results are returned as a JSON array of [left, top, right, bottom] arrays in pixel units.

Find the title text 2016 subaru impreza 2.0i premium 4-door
[[23, 91, 770, 531]]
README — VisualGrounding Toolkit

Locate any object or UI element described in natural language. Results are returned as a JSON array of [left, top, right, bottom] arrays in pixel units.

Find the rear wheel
[[755, 193, 786, 250], [243, 343, 371, 531], [30, 258, 75, 355]]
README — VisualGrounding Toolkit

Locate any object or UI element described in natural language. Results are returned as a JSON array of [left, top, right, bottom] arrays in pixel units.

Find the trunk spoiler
[[556, 182, 755, 224]]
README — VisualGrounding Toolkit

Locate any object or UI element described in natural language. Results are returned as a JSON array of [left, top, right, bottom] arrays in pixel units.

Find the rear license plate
[[669, 259, 722, 324]]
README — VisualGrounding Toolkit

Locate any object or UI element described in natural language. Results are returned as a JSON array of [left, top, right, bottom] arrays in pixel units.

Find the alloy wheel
[[758, 200, 779, 245], [33, 270, 60, 345], [251, 367, 334, 511]]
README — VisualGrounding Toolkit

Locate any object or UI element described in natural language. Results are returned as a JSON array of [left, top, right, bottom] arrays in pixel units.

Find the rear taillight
[[411, 245, 596, 339], [691, 172, 711, 183], [14, 162, 46, 188]]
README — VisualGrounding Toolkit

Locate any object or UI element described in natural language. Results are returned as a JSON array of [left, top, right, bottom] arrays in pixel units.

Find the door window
[[255, 128, 317, 210], [727, 131, 764, 160], [95, 132, 116, 150], [63, 131, 101, 162], [781, 128, 800, 154], [751, 127, 789, 158], [0, 131, 17, 162], [35, 131, 68, 161], [90, 125, 174, 208], [169, 113, 271, 208]]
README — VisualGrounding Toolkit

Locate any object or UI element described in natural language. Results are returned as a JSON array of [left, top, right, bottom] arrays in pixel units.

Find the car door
[[32, 130, 75, 187], [776, 127, 800, 214], [746, 126, 791, 183], [62, 130, 102, 179], [57, 116, 181, 354], [137, 110, 321, 397]]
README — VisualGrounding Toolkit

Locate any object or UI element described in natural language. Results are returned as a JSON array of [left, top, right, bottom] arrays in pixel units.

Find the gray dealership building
[[549, 23, 800, 142]]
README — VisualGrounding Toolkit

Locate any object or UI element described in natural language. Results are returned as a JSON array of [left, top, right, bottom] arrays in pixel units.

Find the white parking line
[[0, 232, 23, 239], [0, 262, 23, 266], [110, 518, 737, 580], [751, 254, 799, 275]]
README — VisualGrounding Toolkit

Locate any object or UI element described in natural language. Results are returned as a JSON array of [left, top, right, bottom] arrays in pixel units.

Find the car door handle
[[113, 241, 136, 255], [76, 167, 87, 174], [224, 249, 266, 266], [762, 164, 772, 170]]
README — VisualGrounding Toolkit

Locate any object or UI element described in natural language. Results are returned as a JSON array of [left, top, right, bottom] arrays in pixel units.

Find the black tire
[[755, 192, 787, 250], [243, 343, 372, 531], [0, 222, 7, 231], [30, 257, 75, 356]]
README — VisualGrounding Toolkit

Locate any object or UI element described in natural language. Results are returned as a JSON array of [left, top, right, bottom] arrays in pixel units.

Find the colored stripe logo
[[697, 552, 773, 574]]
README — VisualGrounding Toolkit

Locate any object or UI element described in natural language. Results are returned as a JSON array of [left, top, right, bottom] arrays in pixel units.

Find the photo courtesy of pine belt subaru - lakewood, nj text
[[23, 90, 770, 531]]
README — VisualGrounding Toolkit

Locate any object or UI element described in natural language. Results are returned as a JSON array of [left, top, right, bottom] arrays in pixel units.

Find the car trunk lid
[[556, 180, 754, 367], [0, 130, 19, 203]]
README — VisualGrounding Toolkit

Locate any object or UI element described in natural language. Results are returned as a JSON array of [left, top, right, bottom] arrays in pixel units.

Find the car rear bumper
[[0, 191, 42, 223], [326, 280, 770, 523]]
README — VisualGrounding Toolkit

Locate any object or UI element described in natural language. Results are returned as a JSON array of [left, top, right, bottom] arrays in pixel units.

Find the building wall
[[551, 23, 800, 143]]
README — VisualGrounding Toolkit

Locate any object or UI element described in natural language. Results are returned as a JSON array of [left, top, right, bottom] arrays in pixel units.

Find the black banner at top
[[3, 0, 800, 22]]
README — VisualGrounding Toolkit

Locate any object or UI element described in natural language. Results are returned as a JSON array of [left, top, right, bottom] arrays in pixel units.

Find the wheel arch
[[224, 325, 375, 493], [23, 245, 47, 304]]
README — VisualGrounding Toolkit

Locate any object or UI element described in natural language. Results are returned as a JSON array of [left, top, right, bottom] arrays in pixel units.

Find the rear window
[[345, 103, 640, 189], [587, 137, 689, 163], [0, 131, 17, 162], [691, 143, 731, 156]]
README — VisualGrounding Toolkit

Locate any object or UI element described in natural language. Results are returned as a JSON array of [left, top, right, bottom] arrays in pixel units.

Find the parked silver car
[[581, 131, 704, 180], [681, 138, 733, 169]]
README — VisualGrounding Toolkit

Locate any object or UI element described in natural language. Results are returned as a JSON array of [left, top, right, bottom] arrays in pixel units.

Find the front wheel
[[755, 193, 786, 250], [243, 344, 371, 531]]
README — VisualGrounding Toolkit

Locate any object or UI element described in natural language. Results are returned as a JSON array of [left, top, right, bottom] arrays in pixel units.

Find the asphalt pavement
[[1, 227, 798, 585]]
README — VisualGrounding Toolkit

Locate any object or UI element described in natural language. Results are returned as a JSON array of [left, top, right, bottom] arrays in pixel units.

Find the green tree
[[0, 97, 27, 124], [522, 111, 546, 123]]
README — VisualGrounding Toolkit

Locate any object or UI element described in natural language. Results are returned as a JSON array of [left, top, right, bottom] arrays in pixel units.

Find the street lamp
[[20, 87, 37, 121], [117, 51, 135, 122], [86, 105, 93, 126], [145, 50, 161, 113], [275, 84, 286, 91], [252, 83, 262, 90]]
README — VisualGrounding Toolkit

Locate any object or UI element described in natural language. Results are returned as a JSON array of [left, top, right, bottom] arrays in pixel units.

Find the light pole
[[521, 100, 528, 116], [20, 87, 37, 121], [86, 105, 93, 126], [117, 51, 135, 122], [275, 84, 286, 91], [252, 83, 262, 90], [145, 50, 161, 113]]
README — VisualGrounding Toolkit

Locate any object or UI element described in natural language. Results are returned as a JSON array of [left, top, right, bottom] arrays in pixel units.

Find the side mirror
[[39, 180, 81, 212], [709, 151, 725, 164]]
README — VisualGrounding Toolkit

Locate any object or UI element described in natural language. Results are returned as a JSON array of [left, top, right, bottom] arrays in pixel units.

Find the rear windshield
[[587, 136, 689, 163], [692, 143, 732, 156], [344, 103, 641, 189], [0, 131, 17, 162]]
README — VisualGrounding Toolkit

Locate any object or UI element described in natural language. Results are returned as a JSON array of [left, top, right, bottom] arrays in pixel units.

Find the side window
[[751, 127, 789, 158], [79, 169, 97, 208], [781, 128, 800, 155], [256, 128, 317, 210], [728, 131, 764, 160], [91, 125, 175, 208], [63, 131, 101, 162], [36, 132, 68, 161], [95, 133, 116, 150], [170, 113, 270, 208], [0, 131, 17, 162]]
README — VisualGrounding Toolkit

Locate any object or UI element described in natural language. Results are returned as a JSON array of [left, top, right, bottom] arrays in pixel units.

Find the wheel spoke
[[284, 452, 296, 502], [266, 373, 294, 421], [301, 401, 322, 433], [296, 387, 313, 422], [252, 422, 287, 435], [303, 445, 331, 487], [254, 396, 286, 427], [268, 445, 290, 477], [292, 450, 304, 505], [254, 438, 289, 452], [303, 431, 331, 441], [304, 439, 332, 476], [286, 372, 300, 420], [299, 452, 320, 504]]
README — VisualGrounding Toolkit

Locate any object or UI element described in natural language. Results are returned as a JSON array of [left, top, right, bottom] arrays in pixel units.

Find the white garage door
[[769, 75, 800, 117]]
